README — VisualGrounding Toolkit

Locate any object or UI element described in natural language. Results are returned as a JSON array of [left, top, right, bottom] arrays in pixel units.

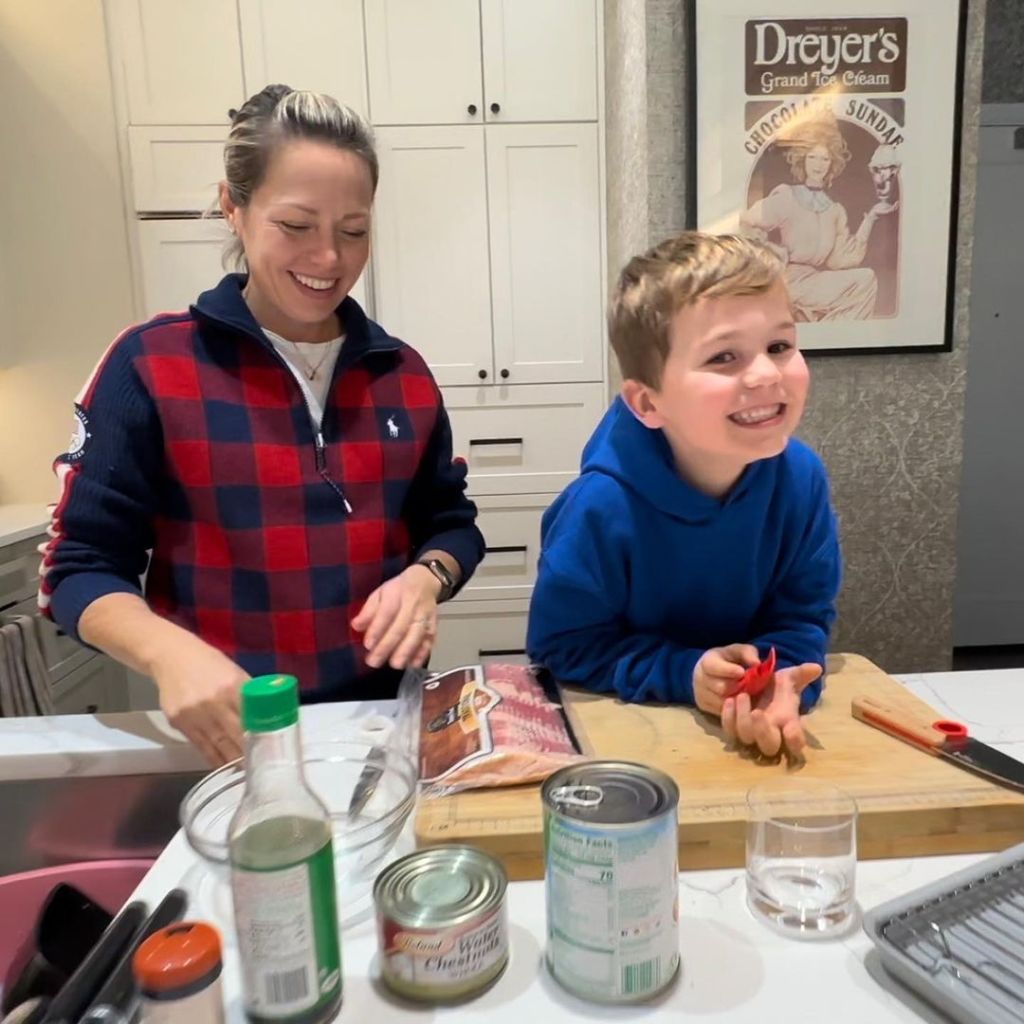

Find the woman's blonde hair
[[609, 232, 785, 387], [778, 111, 851, 186], [219, 84, 378, 270]]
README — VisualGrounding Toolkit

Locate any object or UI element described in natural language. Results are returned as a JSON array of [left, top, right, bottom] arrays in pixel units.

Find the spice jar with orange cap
[[132, 921, 225, 1024]]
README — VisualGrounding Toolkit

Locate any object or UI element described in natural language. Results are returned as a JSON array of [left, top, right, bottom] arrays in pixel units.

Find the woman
[[40, 86, 484, 765], [740, 113, 894, 321]]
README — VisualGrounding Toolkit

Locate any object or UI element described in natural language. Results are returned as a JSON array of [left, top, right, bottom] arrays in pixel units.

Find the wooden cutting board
[[414, 653, 1024, 880]]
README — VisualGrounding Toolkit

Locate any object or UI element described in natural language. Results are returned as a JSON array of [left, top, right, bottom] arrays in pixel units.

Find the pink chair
[[0, 860, 153, 984]]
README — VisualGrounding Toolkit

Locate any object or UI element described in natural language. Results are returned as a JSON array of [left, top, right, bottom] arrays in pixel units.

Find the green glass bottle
[[229, 675, 342, 1024]]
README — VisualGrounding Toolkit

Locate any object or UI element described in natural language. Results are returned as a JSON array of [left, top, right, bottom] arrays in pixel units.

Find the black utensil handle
[[79, 890, 189, 1024], [40, 902, 148, 1024]]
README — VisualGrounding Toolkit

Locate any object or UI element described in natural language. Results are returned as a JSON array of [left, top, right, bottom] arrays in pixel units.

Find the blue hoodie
[[526, 397, 841, 709]]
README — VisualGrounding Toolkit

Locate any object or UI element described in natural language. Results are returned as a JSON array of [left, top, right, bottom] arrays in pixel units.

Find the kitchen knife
[[347, 745, 386, 820], [852, 694, 1024, 793]]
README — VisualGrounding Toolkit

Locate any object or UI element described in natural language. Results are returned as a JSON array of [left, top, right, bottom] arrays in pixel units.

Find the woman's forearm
[[78, 592, 210, 676]]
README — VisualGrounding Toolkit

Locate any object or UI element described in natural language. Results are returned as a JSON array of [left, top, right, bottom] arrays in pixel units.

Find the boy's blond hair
[[609, 231, 785, 387]]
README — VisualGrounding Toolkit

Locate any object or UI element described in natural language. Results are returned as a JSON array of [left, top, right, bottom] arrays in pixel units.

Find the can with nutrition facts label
[[542, 761, 680, 1003]]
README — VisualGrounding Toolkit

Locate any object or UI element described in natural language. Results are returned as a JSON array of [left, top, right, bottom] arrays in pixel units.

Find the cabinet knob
[[478, 369, 488, 380], [500, 368, 510, 380], [490, 102, 501, 114], [467, 103, 478, 115]]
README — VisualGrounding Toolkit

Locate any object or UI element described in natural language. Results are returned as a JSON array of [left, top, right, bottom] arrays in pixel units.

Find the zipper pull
[[315, 431, 353, 514], [315, 431, 327, 472]]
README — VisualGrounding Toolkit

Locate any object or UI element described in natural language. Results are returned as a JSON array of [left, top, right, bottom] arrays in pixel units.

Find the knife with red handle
[[851, 693, 1024, 793]]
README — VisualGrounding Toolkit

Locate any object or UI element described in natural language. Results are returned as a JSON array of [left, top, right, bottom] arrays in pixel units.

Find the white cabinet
[[128, 127, 226, 212], [372, 127, 492, 385], [364, 0, 599, 125], [365, 0, 483, 126], [136, 218, 368, 319], [107, 0, 245, 124], [136, 219, 232, 317], [238, 0, 368, 117], [373, 124, 603, 386], [443, 383, 604, 495], [433, 598, 530, 671], [487, 123, 602, 384], [480, 0, 598, 123], [52, 657, 129, 716]]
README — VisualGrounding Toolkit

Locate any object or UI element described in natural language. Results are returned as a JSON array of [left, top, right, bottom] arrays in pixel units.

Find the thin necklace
[[290, 338, 336, 381]]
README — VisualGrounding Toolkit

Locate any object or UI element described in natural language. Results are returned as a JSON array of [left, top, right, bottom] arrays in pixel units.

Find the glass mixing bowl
[[180, 738, 417, 929]]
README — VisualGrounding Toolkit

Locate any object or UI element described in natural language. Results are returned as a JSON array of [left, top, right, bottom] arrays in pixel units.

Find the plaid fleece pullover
[[40, 275, 484, 700]]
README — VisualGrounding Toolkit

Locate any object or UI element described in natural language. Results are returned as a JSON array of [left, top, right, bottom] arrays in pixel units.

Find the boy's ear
[[621, 379, 665, 430]]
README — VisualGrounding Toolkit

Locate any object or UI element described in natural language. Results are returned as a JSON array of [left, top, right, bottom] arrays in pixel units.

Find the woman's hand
[[721, 663, 822, 758], [151, 638, 249, 766], [352, 564, 441, 671]]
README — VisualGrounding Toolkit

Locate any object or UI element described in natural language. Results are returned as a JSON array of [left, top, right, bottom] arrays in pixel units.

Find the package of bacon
[[415, 663, 584, 795]]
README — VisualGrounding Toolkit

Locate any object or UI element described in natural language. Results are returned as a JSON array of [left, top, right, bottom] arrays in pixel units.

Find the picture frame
[[688, 0, 968, 354]]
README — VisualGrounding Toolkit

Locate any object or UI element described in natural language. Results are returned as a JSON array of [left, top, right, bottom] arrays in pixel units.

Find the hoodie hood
[[580, 397, 766, 524]]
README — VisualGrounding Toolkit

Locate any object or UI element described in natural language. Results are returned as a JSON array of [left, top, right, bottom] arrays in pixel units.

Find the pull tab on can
[[549, 785, 604, 808]]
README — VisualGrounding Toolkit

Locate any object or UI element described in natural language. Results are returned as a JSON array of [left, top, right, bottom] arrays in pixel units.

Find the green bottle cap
[[241, 674, 299, 732]]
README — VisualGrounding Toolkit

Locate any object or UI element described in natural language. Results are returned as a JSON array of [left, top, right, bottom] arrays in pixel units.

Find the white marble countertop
[[123, 668, 1024, 1024], [0, 503, 49, 548]]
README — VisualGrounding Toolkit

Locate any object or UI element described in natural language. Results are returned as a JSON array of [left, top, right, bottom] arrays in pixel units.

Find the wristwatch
[[417, 557, 456, 602]]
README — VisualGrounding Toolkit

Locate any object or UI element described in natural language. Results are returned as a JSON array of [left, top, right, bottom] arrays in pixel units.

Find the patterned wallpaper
[[604, 0, 986, 673], [982, 0, 1024, 103]]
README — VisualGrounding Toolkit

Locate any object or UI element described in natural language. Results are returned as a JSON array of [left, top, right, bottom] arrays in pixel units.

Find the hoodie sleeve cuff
[[49, 572, 143, 644]]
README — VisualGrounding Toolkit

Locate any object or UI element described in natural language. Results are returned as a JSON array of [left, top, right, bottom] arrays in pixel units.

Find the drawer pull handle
[[485, 545, 528, 555], [0, 600, 16, 615], [478, 648, 526, 657], [469, 437, 523, 447]]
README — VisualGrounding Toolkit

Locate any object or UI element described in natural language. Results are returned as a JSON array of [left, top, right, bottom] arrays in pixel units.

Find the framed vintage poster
[[690, 0, 967, 353]]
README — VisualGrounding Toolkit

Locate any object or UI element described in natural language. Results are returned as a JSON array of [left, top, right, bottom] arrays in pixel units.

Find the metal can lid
[[374, 846, 506, 928], [542, 761, 679, 824]]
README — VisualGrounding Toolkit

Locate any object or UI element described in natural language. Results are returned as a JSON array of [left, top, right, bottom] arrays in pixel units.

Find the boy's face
[[624, 281, 809, 492]]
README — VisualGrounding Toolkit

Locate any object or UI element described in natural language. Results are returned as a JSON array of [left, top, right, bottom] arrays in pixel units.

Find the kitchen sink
[[0, 769, 206, 876]]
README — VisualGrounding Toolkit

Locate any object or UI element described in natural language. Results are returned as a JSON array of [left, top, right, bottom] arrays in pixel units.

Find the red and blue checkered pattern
[[41, 275, 483, 700]]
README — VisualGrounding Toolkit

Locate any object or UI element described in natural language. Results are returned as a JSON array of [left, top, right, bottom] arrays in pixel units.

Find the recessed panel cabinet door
[[364, 0, 483, 125], [107, 0, 244, 124], [481, 0, 599, 122], [372, 127, 493, 385], [486, 123, 604, 385], [238, 0, 368, 117]]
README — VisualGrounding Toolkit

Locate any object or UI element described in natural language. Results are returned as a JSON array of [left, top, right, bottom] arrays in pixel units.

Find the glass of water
[[745, 779, 857, 938]]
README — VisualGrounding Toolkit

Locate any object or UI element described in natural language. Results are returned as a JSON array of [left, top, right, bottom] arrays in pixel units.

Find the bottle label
[[232, 840, 342, 1017]]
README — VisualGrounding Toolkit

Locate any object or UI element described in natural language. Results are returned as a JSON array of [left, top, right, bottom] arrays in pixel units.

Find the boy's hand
[[721, 663, 822, 757], [693, 644, 760, 716]]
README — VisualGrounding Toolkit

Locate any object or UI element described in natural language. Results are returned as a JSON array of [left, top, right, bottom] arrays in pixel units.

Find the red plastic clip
[[725, 646, 777, 700]]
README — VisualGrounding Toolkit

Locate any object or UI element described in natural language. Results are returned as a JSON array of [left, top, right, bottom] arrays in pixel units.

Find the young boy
[[526, 232, 841, 758]]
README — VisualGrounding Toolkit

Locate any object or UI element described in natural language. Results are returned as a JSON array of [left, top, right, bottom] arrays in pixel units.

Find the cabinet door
[[372, 128, 492, 386], [486, 124, 604, 384], [136, 219, 232, 317], [481, 0, 599, 122], [128, 127, 226, 213], [106, 0, 244, 124], [136, 219, 369, 319], [239, 0, 368, 118], [365, 0, 483, 125]]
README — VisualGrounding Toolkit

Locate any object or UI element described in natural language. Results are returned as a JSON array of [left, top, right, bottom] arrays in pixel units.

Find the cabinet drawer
[[52, 657, 129, 715], [128, 126, 226, 212], [0, 538, 43, 608], [460, 494, 551, 601], [0, 597, 88, 679], [433, 599, 530, 672], [442, 383, 606, 495]]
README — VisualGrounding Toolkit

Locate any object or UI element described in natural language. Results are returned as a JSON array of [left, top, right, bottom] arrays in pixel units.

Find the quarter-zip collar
[[191, 273, 400, 364]]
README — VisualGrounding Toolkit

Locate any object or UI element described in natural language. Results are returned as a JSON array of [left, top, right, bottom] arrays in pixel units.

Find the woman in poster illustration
[[740, 111, 896, 321]]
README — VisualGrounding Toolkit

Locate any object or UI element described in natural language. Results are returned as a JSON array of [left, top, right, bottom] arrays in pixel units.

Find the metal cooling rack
[[865, 843, 1024, 1024]]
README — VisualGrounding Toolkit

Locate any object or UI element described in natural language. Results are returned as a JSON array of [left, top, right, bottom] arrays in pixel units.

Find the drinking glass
[[745, 779, 857, 938]]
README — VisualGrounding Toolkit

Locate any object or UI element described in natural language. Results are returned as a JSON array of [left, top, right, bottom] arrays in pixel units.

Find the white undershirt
[[263, 328, 345, 425]]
